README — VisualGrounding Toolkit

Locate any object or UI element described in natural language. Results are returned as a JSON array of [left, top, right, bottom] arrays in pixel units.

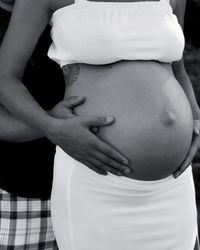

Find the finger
[[63, 96, 86, 108], [88, 158, 123, 176], [81, 115, 115, 127], [81, 160, 107, 176], [174, 146, 197, 178], [94, 150, 130, 175], [94, 140, 130, 166]]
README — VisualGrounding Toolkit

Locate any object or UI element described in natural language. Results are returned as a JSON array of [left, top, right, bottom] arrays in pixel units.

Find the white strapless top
[[48, 0, 185, 67]]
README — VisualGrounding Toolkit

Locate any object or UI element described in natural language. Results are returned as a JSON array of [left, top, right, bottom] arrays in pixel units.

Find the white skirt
[[51, 146, 198, 250]]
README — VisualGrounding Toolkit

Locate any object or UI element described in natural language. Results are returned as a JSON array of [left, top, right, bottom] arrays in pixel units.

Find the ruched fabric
[[48, 0, 185, 67]]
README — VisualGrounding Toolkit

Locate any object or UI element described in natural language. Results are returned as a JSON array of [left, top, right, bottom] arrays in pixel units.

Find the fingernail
[[124, 168, 131, 174], [122, 160, 129, 165], [106, 116, 114, 123], [174, 172, 180, 178]]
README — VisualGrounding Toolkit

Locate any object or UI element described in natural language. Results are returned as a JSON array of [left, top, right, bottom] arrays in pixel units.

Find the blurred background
[[184, 0, 200, 105], [184, 0, 200, 170], [184, 0, 200, 236]]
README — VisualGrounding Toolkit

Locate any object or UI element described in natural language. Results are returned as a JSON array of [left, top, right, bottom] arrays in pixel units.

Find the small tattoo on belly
[[62, 64, 81, 86]]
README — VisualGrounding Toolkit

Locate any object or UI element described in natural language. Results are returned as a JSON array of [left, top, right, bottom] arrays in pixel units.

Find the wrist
[[44, 116, 61, 136], [39, 113, 58, 134]]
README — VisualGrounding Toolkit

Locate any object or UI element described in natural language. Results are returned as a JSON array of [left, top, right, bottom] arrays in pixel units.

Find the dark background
[[184, 0, 200, 164], [184, 0, 200, 105], [184, 0, 200, 236]]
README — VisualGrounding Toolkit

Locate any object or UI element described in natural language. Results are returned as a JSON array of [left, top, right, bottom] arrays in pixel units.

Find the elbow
[[0, 74, 20, 84], [0, 67, 23, 86], [0, 74, 16, 92], [0, 128, 25, 142], [0, 73, 23, 106]]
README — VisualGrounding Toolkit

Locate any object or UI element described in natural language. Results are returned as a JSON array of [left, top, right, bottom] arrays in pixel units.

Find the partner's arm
[[0, 96, 85, 142], [0, 0, 55, 141], [0, 105, 43, 142], [172, 0, 200, 177], [0, 0, 130, 175], [0, 0, 53, 129], [0, 0, 49, 141]]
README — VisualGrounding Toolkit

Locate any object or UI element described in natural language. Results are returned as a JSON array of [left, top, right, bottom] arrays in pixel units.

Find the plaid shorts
[[0, 188, 58, 250]]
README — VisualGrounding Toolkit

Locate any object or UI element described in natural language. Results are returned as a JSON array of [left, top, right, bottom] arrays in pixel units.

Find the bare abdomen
[[63, 61, 193, 180]]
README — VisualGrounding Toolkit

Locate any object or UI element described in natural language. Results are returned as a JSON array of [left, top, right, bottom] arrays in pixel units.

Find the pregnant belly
[[64, 61, 193, 180]]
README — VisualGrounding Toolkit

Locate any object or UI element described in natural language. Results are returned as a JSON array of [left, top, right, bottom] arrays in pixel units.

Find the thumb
[[63, 96, 86, 108], [82, 115, 115, 127]]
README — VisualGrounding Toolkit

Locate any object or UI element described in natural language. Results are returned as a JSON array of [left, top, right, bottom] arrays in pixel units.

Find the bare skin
[[0, 1, 88, 143], [61, 60, 194, 180], [52, 0, 200, 178], [0, 0, 199, 179], [0, 0, 130, 176], [63, 64, 81, 87], [0, 2, 84, 141], [59, 0, 200, 179], [0, 0, 14, 11]]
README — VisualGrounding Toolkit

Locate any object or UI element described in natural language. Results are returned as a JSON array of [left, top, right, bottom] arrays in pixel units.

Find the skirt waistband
[[56, 146, 192, 191]]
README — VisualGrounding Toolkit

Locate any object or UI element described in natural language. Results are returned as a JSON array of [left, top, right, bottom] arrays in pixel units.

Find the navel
[[160, 110, 176, 126]]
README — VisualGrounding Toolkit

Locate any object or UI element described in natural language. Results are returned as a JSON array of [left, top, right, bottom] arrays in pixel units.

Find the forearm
[[0, 104, 44, 142], [172, 61, 200, 120], [0, 0, 53, 134], [176, 72, 200, 120], [0, 75, 55, 134]]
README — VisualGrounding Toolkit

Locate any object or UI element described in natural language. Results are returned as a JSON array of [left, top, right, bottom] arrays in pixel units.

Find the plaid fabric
[[0, 188, 58, 250]]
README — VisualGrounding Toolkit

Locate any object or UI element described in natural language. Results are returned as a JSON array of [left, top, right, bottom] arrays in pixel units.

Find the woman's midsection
[[62, 60, 193, 181]]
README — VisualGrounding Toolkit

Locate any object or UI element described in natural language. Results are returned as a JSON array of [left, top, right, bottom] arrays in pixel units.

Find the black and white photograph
[[0, 0, 200, 249]]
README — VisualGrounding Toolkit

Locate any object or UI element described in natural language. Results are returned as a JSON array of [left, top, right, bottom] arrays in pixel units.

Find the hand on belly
[[65, 61, 193, 180]]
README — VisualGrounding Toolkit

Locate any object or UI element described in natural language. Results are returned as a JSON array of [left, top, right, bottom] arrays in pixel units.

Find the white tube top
[[48, 0, 185, 67]]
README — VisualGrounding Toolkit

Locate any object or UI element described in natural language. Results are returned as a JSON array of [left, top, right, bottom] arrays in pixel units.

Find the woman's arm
[[172, 60, 200, 119], [172, 0, 200, 119], [172, 0, 200, 177], [0, 0, 130, 175]]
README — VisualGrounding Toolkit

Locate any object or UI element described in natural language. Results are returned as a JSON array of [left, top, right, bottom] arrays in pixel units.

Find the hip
[[51, 147, 197, 250], [53, 146, 195, 198]]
